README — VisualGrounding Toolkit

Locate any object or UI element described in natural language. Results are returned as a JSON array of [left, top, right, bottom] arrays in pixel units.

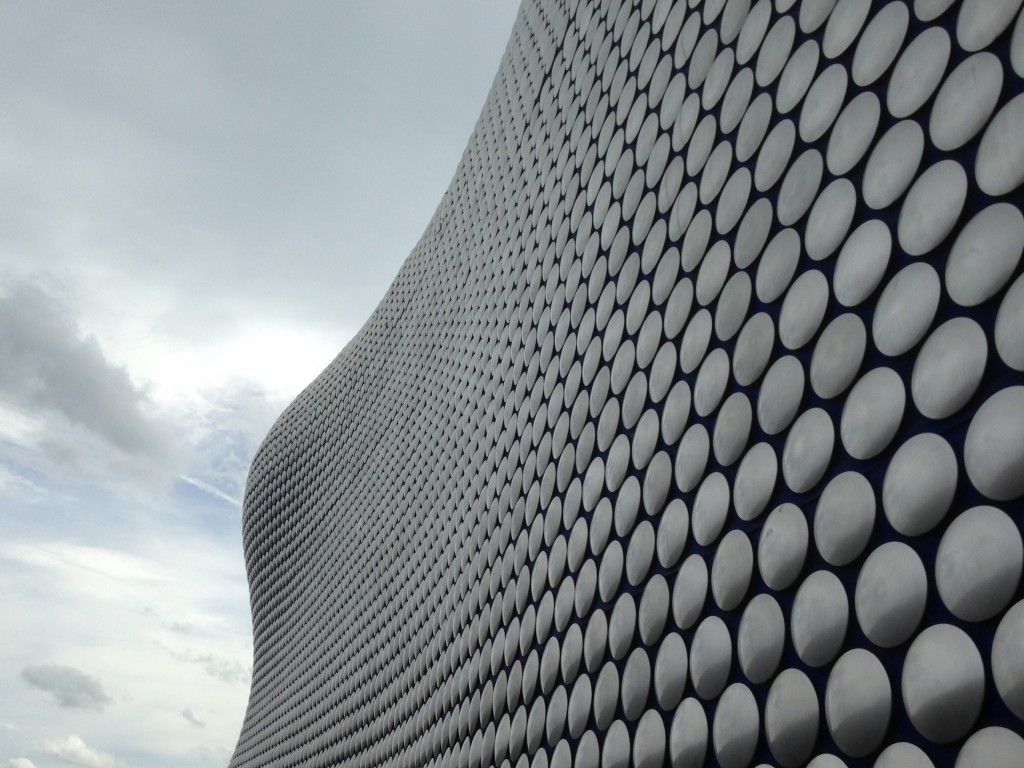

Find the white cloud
[[9, 759, 37, 768], [21, 664, 112, 711], [41, 735, 116, 768]]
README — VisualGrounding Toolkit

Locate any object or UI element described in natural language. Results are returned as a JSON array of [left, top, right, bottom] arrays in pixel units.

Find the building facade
[[231, 1, 1024, 766]]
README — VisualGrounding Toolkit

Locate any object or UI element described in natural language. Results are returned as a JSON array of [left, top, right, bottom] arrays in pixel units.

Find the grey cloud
[[0, 280, 175, 463], [41, 735, 116, 768], [174, 649, 251, 685], [181, 707, 205, 727], [20, 664, 112, 711]]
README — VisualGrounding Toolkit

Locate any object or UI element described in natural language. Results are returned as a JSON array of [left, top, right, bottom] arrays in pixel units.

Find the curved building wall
[[231, 1, 1024, 766]]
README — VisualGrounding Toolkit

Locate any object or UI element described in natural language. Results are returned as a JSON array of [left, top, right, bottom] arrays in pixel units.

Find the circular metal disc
[[957, 0, 1024, 51], [833, 219, 892, 307], [792, 570, 849, 667], [902, 624, 985, 743], [633, 710, 666, 768], [669, 698, 708, 768], [1014, 6, 1024, 76], [874, 742, 935, 768], [914, 0, 957, 22], [956, 727, 1024, 768], [733, 196, 774, 269], [656, 499, 689, 569], [975, 93, 1024, 196], [783, 407, 835, 493], [841, 368, 905, 460], [799, 63, 848, 143], [713, 391, 752, 467], [654, 632, 688, 709], [672, 553, 709, 630], [779, 270, 829, 350], [823, 0, 872, 59], [703, 47, 735, 111], [601, 718, 629, 768], [945, 202, 1024, 307], [715, 168, 752, 235], [806, 754, 849, 768], [825, 648, 892, 757], [852, 0, 909, 86], [686, 114, 718, 178], [912, 318, 988, 419], [776, 40, 821, 115], [882, 433, 958, 536], [855, 541, 928, 648], [886, 26, 950, 118], [777, 149, 823, 225], [756, 228, 801, 303], [674, 423, 709, 493], [733, 441, 778, 522], [898, 160, 968, 257], [736, 91, 773, 162], [992, 599, 1024, 719], [757, 355, 805, 435], [756, 15, 796, 87], [814, 471, 875, 566], [758, 502, 809, 592], [662, 380, 692, 445], [732, 312, 775, 386], [680, 308, 713, 374], [929, 52, 1003, 151], [755, 118, 796, 192], [620, 647, 651, 721], [608, 593, 637, 661], [626, 520, 656, 587], [693, 348, 730, 417], [827, 91, 881, 176], [711, 529, 753, 611], [810, 313, 867, 399], [936, 505, 1023, 622], [872, 263, 941, 357], [690, 615, 732, 700], [964, 386, 1024, 501], [805, 178, 856, 261], [862, 120, 924, 210], [692, 472, 730, 546], [766, 668, 819, 767], [720, 64, 753, 134], [996, 274, 1024, 370], [738, 593, 786, 684], [700, 141, 733, 206], [713, 683, 759, 768], [681, 209, 713, 273]]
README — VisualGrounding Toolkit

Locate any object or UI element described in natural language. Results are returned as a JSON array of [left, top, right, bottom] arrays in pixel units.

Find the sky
[[0, 3, 521, 767]]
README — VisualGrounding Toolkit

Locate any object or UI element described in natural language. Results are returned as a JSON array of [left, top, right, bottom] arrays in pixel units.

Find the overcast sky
[[0, 3, 521, 766]]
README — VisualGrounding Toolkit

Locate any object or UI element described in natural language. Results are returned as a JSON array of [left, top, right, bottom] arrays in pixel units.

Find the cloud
[[172, 650, 251, 686], [181, 708, 205, 727], [21, 665, 112, 712], [0, 279, 175, 466], [178, 378, 289, 506], [9, 759, 37, 768], [41, 735, 116, 768]]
